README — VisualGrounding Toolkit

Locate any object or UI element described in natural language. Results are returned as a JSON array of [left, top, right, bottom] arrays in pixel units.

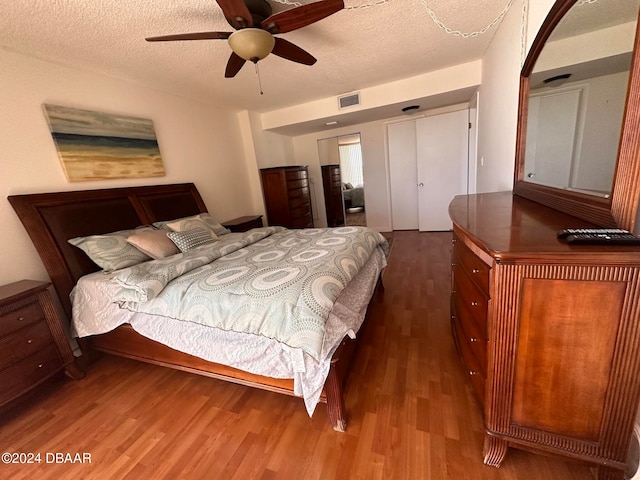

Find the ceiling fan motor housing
[[227, 0, 272, 28]]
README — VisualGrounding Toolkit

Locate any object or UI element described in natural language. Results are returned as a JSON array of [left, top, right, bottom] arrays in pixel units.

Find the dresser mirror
[[513, 0, 640, 230]]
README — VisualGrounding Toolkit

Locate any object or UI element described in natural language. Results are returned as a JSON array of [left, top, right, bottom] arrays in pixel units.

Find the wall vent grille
[[338, 92, 360, 109]]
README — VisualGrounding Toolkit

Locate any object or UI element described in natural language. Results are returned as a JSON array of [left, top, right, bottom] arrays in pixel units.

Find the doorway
[[317, 133, 366, 227]]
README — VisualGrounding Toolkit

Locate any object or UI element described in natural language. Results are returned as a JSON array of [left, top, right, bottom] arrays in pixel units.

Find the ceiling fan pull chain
[[255, 62, 265, 95]]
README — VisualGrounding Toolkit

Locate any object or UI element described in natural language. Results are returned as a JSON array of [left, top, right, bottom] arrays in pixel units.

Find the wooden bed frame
[[9, 183, 374, 431]]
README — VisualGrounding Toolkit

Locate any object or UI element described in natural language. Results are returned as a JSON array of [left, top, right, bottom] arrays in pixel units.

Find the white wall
[[1, 48, 254, 287], [475, 0, 525, 193], [475, 0, 555, 193], [262, 61, 482, 133]]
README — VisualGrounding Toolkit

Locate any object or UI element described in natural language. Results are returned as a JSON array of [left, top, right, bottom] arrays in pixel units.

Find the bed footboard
[[81, 324, 361, 430]]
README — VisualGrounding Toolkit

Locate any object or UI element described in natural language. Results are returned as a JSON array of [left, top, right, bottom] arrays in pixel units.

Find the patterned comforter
[[71, 226, 388, 413]]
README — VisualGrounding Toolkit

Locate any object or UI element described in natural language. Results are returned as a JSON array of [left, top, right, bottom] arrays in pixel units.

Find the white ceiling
[[1, 0, 510, 117]]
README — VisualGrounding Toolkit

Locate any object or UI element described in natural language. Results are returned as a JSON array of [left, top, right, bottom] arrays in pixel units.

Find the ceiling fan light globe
[[228, 29, 275, 62]]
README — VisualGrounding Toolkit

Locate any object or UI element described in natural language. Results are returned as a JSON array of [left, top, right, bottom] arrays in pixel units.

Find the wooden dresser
[[260, 166, 313, 229], [0, 280, 83, 409], [321, 164, 345, 227], [450, 192, 640, 479]]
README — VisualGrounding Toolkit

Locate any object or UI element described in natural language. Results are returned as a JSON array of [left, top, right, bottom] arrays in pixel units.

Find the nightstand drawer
[[0, 320, 54, 371], [0, 344, 61, 406], [0, 300, 44, 337]]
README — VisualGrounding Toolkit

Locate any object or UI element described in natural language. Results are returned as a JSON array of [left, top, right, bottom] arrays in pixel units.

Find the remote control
[[557, 228, 630, 238], [565, 233, 640, 245]]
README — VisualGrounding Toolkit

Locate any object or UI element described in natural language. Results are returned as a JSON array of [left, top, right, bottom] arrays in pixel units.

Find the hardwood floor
[[0, 231, 598, 479]]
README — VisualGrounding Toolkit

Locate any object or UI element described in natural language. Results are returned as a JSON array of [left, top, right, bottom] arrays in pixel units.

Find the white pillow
[[69, 227, 153, 271]]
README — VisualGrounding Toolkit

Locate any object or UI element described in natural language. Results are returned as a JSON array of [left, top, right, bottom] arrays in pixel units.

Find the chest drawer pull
[[469, 371, 478, 376], [472, 269, 480, 274], [471, 301, 478, 306], [38, 363, 44, 368], [18, 316, 24, 321], [27, 339, 33, 344], [470, 337, 479, 342]]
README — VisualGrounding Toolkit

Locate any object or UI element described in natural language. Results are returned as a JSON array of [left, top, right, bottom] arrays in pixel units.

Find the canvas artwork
[[43, 104, 165, 182]]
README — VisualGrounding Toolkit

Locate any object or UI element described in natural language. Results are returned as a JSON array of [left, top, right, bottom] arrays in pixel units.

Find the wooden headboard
[[8, 183, 208, 318]]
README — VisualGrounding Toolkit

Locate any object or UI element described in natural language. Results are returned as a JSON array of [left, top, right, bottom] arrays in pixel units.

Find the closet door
[[387, 120, 419, 230], [416, 109, 469, 231]]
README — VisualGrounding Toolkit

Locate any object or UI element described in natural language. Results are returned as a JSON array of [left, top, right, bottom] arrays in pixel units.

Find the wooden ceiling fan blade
[[225, 52, 247, 77], [146, 32, 231, 42], [261, 0, 344, 34], [216, 0, 254, 29], [271, 38, 316, 65]]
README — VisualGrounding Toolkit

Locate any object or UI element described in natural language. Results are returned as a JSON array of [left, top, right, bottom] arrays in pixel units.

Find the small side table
[[222, 215, 264, 233], [0, 280, 84, 409]]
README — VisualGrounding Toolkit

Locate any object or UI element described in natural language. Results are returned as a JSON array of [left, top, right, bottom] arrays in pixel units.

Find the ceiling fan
[[146, 0, 344, 78]]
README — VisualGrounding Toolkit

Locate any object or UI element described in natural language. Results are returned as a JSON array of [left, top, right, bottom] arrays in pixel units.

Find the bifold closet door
[[416, 110, 469, 231], [388, 120, 419, 230], [387, 110, 469, 231]]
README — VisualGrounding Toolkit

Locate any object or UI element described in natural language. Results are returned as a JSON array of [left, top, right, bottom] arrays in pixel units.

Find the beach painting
[[43, 104, 165, 182]]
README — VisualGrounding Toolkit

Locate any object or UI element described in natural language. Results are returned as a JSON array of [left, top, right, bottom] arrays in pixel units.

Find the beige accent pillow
[[127, 229, 179, 260]]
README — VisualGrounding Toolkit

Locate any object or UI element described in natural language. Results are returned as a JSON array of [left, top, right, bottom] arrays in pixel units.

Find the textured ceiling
[[1, 0, 511, 114]]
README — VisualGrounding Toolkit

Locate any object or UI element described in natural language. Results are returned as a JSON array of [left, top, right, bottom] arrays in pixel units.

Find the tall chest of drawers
[[0, 280, 83, 409], [450, 192, 640, 480], [260, 166, 313, 229]]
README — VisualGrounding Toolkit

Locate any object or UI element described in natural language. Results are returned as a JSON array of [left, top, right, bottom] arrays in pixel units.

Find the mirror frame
[[513, 0, 640, 230]]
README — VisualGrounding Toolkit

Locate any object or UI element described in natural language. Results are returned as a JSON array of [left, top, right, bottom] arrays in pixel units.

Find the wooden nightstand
[[0, 280, 83, 409], [222, 215, 264, 232]]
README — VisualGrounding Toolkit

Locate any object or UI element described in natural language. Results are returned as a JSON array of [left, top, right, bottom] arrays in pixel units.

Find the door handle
[[418, 183, 424, 187]]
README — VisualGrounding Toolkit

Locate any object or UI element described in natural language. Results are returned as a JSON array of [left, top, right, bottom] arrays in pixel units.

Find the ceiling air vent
[[338, 92, 360, 109]]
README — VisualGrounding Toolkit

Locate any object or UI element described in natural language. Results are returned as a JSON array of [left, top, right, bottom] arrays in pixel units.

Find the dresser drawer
[[452, 314, 485, 405], [286, 178, 309, 191], [453, 296, 487, 374], [289, 188, 311, 207], [285, 168, 308, 181], [287, 187, 310, 204], [289, 214, 313, 228], [453, 263, 489, 339], [0, 320, 54, 371], [0, 300, 44, 337], [0, 344, 62, 406], [454, 238, 490, 293]]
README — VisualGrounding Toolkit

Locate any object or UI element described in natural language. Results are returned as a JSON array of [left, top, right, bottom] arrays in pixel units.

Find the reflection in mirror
[[317, 133, 366, 227], [524, 0, 640, 197]]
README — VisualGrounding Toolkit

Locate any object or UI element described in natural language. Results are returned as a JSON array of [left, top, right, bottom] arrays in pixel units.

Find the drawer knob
[[472, 268, 480, 274], [470, 337, 478, 342], [469, 371, 478, 376], [18, 316, 25, 321], [38, 363, 44, 368], [27, 339, 33, 344], [471, 301, 478, 306]]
